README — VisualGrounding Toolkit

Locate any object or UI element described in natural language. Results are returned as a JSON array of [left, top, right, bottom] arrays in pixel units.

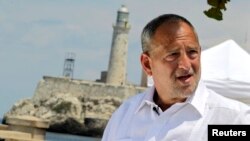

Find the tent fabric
[[203, 79, 250, 99], [201, 39, 250, 83], [201, 39, 250, 104]]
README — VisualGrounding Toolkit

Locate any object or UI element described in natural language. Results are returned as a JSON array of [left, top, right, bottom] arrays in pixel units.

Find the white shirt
[[101, 80, 250, 141]]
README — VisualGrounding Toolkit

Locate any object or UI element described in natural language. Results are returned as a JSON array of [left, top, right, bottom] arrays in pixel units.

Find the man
[[101, 14, 250, 141]]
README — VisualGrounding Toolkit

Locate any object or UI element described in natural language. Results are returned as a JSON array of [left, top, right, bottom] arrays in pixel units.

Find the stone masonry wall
[[34, 76, 144, 101], [5, 76, 146, 137]]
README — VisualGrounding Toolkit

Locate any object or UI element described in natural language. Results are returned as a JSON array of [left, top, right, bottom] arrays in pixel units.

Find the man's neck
[[153, 89, 187, 111]]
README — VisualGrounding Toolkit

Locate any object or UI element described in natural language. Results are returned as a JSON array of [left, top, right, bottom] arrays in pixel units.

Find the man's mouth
[[176, 74, 192, 83]]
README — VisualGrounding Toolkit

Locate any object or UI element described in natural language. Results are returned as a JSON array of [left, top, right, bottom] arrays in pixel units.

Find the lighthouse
[[106, 5, 131, 85]]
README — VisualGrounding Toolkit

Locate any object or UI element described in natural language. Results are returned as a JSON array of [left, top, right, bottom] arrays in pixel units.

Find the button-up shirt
[[101, 80, 250, 141]]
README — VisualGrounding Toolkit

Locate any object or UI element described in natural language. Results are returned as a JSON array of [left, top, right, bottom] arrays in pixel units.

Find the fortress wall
[[33, 76, 145, 101]]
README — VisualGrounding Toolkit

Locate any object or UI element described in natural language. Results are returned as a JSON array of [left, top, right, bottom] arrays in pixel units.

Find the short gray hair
[[141, 14, 195, 53]]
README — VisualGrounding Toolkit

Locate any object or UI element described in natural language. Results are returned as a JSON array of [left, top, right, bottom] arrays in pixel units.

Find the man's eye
[[171, 52, 178, 56], [165, 52, 179, 61], [189, 50, 197, 54], [189, 50, 198, 58]]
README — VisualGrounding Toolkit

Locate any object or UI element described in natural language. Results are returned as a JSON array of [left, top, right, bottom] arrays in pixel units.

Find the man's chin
[[177, 84, 197, 96]]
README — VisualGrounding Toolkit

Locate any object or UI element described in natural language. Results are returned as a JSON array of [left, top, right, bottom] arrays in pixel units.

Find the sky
[[0, 0, 249, 117]]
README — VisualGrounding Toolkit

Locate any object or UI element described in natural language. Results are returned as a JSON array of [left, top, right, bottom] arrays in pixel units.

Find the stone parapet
[[33, 76, 145, 102], [0, 115, 49, 141]]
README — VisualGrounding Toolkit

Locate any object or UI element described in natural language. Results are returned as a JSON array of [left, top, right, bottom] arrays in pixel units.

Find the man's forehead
[[152, 22, 197, 42], [154, 21, 194, 36]]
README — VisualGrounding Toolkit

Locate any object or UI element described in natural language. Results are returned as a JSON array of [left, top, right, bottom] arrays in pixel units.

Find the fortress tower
[[106, 5, 131, 85], [62, 52, 75, 78]]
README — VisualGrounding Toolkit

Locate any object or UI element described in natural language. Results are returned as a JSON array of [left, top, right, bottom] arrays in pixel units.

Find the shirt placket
[[144, 104, 185, 141]]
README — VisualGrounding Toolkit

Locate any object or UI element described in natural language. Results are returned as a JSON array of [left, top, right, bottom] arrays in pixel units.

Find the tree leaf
[[204, 7, 223, 21], [207, 0, 230, 10], [207, 0, 219, 7]]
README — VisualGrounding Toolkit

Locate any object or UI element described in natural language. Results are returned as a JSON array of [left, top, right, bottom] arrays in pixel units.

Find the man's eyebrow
[[187, 46, 199, 49], [165, 48, 180, 53]]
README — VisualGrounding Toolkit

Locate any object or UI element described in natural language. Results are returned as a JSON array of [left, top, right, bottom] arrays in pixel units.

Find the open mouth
[[177, 74, 192, 82]]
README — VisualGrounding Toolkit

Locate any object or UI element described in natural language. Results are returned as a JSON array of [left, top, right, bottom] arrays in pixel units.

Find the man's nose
[[178, 53, 191, 70]]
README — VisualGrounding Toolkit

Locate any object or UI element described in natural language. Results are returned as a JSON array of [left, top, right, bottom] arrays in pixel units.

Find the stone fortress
[[3, 5, 147, 137]]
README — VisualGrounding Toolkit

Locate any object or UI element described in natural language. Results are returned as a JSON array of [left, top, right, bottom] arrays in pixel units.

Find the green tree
[[204, 0, 230, 21]]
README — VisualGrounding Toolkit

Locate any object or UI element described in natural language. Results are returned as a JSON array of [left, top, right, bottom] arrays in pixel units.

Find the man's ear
[[140, 53, 152, 76]]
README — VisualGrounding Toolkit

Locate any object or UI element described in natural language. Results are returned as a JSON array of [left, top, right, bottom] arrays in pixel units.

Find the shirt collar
[[185, 80, 209, 116], [135, 86, 156, 114], [135, 80, 209, 116]]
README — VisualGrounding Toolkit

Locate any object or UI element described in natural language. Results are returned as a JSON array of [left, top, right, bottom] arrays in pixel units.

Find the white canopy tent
[[201, 39, 250, 105]]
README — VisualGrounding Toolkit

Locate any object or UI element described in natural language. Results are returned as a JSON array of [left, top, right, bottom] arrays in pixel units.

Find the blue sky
[[0, 0, 249, 117]]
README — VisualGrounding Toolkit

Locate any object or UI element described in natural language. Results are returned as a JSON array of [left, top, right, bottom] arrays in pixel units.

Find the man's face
[[142, 21, 201, 100]]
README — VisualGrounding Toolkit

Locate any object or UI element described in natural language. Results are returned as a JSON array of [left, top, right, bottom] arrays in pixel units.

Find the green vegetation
[[204, 0, 230, 21]]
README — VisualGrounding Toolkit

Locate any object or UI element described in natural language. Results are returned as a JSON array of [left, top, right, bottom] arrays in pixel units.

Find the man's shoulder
[[206, 88, 250, 111], [205, 88, 250, 123], [119, 91, 146, 110], [108, 90, 147, 122]]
